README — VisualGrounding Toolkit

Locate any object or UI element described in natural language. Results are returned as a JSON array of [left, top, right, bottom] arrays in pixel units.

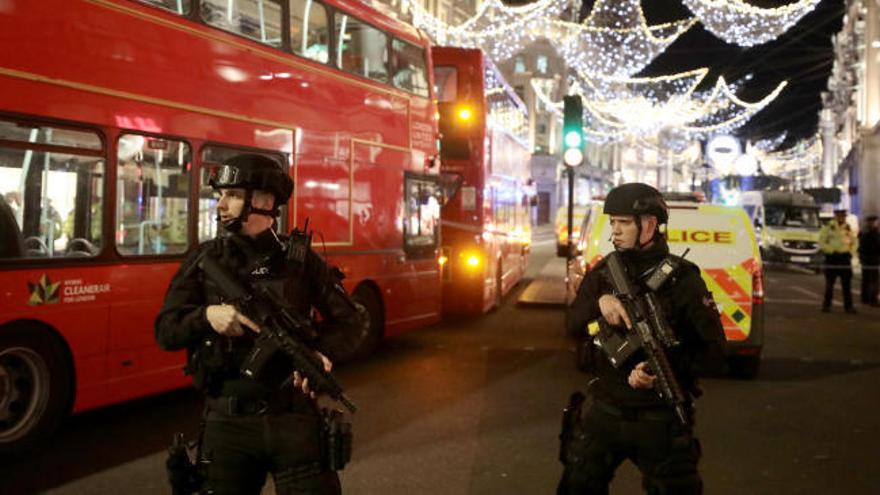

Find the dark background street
[[3, 233, 879, 494]]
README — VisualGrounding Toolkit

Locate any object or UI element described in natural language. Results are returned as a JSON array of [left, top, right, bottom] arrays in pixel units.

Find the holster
[[166, 432, 202, 495], [320, 408, 353, 471]]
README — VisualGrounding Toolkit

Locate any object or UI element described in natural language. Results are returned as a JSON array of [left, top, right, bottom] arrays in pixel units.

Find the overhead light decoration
[[680, 0, 821, 47], [404, 0, 568, 61], [550, 0, 696, 78], [752, 134, 822, 176], [752, 131, 788, 152], [402, 0, 692, 77], [532, 68, 787, 144]]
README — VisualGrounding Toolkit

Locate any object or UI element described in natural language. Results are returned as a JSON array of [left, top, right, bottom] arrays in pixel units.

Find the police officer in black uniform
[[559, 183, 727, 495], [155, 154, 364, 495]]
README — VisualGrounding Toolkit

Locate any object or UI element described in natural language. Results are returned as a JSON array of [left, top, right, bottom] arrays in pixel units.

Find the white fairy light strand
[[681, 0, 821, 47]]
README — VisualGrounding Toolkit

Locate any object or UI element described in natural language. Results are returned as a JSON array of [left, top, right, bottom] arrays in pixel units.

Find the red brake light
[[752, 268, 764, 305]]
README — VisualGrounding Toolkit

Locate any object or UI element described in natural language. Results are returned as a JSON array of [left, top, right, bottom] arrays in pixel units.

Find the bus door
[[106, 133, 192, 402], [402, 172, 442, 319]]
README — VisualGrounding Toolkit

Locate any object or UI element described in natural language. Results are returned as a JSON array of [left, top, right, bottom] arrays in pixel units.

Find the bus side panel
[[0, 268, 111, 413], [104, 262, 189, 405]]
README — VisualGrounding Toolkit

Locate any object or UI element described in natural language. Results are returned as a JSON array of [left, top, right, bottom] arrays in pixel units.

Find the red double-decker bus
[[432, 47, 533, 315], [0, 0, 442, 452]]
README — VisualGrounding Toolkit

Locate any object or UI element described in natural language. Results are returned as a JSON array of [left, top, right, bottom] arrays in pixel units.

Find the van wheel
[[0, 327, 72, 456], [340, 286, 384, 363], [729, 355, 760, 379]]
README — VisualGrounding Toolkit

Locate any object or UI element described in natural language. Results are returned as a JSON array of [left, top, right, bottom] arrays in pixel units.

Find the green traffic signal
[[565, 130, 582, 148]]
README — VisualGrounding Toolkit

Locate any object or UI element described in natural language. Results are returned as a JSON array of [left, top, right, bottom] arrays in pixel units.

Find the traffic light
[[562, 95, 584, 167]]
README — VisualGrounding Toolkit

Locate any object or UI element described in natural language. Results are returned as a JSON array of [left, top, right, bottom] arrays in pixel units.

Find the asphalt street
[[2, 231, 879, 494]]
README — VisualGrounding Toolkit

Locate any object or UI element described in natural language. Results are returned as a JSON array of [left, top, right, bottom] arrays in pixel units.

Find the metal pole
[[567, 166, 574, 258]]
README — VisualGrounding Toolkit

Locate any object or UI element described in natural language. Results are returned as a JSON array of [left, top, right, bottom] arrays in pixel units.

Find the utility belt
[[558, 385, 692, 466], [201, 396, 353, 472], [592, 398, 683, 423], [205, 394, 297, 416]]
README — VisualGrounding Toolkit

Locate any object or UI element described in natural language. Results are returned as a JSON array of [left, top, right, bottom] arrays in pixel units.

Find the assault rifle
[[593, 251, 690, 425], [196, 252, 357, 413]]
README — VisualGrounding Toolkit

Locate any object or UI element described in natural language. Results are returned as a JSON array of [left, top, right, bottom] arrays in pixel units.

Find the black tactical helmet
[[209, 153, 293, 208], [603, 183, 669, 224]]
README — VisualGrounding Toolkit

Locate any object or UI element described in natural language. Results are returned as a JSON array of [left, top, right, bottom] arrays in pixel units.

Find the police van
[[739, 191, 822, 270], [564, 198, 764, 378]]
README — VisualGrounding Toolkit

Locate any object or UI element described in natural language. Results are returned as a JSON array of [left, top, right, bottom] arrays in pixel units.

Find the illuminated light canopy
[[532, 69, 787, 145], [681, 0, 821, 47], [752, 131, 788, 152], [404, 0, 569, 61], [551, 0, 696, 78], [402, 0, 691, 77]]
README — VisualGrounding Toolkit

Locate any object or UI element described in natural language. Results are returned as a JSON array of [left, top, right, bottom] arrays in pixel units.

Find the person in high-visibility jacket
[[819, 209, 859, 313]]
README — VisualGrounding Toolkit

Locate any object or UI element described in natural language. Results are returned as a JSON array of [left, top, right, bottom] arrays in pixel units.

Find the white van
[[739, 191, 822, 270], [565, 199, 764, 378]]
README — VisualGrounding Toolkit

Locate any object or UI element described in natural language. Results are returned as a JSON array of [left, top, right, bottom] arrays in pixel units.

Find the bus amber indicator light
[[456, 106, 474, 122]]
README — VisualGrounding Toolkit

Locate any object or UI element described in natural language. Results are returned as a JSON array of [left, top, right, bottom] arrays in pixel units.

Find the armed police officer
[[155, 153, 364, 495], [558, 183, 726, 495]]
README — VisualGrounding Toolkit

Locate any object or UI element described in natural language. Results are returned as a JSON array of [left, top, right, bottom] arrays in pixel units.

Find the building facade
[[823, 0, 880, 218]]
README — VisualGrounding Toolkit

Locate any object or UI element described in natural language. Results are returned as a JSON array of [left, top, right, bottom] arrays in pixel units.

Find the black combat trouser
[[200, 403, 340, 495], [823, 253, 853, 310], [860, 267, 879, 305], [558, 401, 702, 495]]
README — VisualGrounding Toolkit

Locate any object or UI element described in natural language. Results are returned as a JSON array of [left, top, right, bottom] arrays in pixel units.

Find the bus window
[[0, 118, 104, 259], [290, 0, 329, 64], [116, 134, 191, 256], [335, 15, 388, 83], [433, 66, 457, 102], [200, 0, 283, 48], [135, 0, 192, 15], [198, 146, 288, 242], [403, 173, 440, 258], [391, 39, 429, 97]]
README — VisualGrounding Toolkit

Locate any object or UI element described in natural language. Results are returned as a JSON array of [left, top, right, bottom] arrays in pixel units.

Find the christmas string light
[[550, 0, 696, 78], [681, 0, 821, 47], [402, 0, 693, 77], [752, 131, 788, 151]]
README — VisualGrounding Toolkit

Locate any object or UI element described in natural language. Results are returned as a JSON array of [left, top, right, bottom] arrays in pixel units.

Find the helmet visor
[[208, 164, 248, 188]]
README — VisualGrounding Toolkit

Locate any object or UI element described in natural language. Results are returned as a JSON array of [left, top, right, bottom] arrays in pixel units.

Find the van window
[[0, 119, 104, 260], [764, 205, 819, 228]]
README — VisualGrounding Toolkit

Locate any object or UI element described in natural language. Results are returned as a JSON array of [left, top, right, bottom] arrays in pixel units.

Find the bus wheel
[[343, 286, 384, 363], [729, 355, 761, 379], [0, 327, 72, 456]]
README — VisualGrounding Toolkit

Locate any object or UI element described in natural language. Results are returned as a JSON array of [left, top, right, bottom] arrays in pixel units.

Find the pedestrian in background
[[858, 215, 879, 307], [819, 209, 859, 313]]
